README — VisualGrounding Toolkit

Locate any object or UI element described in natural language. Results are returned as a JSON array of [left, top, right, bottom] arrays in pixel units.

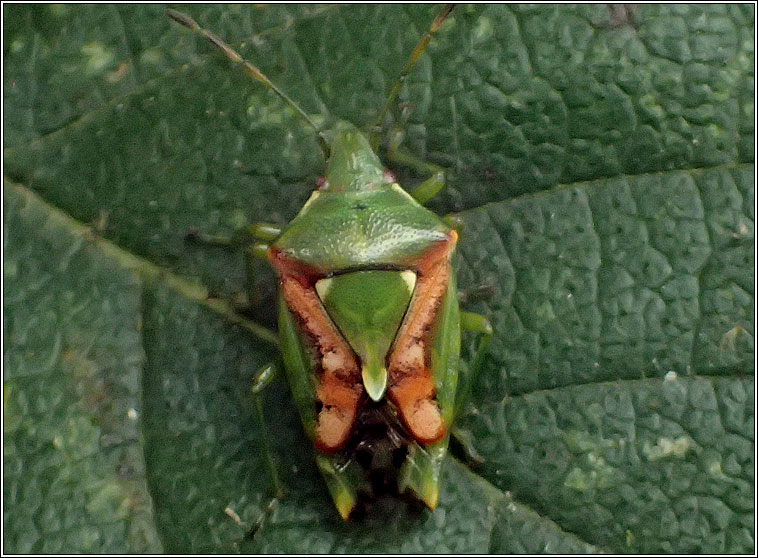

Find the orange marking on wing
[[318, 374, 362, 409], [269, 249, 363, 453], [315, 374, 362, 453], [280, 276, 358, 380], [389, 372, 444, 444], [387, 231, 456, 445]]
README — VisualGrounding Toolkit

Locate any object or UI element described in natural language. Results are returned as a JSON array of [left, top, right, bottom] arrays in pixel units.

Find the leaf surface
[[3, 4, 754, 553]]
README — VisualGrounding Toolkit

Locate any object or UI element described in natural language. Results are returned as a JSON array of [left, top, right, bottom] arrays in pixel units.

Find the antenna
[[370, 4, 456, 149], [167, 9, 331, 159]]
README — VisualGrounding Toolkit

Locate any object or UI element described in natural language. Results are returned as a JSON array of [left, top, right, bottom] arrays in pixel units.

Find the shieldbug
[[168, 5, 492, 520]]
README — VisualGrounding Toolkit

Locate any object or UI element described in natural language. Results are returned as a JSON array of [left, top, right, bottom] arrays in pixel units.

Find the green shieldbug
[[168, 5, 492, 520]]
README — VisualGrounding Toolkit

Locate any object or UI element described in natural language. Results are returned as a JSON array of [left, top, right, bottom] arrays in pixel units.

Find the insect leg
[[384, 128, 447, 205], [245, 242, 271, 262], [455, 311, 493, 416], [370, 4, 457, 148], [450, 311, 493, 464], [246, 360, 284, 538], [408, 172, 446, 206], [252, 359, 282, 394], [252, 361, 284, 498], [185, 223, 281, 248], [371, 4, 457, 203], [237, 241, 282, 313], [185, 224, 278, 310], [460, 311, 493, 336], [457, 283, 496, 306]]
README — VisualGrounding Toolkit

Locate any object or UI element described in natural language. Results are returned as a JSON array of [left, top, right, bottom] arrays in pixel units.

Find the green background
[[4, 4, 754, 553]]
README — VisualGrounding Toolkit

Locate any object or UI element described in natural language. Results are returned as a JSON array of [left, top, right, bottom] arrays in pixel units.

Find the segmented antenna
[[167, 9, 331, 159], [370, 4, 456, 149]]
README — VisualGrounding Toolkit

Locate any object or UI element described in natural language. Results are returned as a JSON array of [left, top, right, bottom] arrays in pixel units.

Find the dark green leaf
[[4, 4, 753, 553], [4, 184, 161, 553]]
